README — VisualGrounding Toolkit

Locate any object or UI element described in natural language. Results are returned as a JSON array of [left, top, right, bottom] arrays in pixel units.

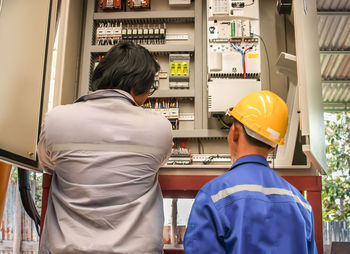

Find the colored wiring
[[243, 46, 253, 79], [231, 44, 254, 79], [231, 44, 245, 78], [217, 115, 232, 129]]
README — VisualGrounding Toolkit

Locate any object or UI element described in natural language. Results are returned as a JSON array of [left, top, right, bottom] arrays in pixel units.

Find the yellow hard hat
[[227, 90, 288, 145]]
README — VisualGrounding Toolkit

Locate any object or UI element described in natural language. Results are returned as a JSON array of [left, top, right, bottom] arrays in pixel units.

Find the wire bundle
[[231, 44, 253, 79]]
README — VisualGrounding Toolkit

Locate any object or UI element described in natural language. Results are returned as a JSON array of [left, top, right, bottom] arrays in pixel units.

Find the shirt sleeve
[[308, 212, 318, 254], [184, 190, 226, 254], [37, 119, 54, 174]]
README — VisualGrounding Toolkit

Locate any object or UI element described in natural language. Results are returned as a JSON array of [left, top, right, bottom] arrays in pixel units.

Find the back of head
[[90, 41, 160, 95], [228, 90, 289, 148]]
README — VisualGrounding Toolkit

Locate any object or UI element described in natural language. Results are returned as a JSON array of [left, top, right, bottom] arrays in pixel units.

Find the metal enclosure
[[0, 0, 326, 176], [0, 0, 56, 170]]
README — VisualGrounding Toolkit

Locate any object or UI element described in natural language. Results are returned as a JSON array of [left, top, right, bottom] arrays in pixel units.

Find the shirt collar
[[75, 89, 138, 106], [228, 155, 269, 171]]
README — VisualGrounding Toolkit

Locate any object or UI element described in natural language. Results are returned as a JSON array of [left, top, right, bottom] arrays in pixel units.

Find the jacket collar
[[228, 155, 269, 171], [74, 89, 138, 106]]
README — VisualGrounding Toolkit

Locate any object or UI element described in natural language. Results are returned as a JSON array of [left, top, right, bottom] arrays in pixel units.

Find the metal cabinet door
[[294, 0, 327, 173], [0, 0, 55, 170]]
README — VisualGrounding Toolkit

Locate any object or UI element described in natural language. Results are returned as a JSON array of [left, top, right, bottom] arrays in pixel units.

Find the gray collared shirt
[[38, 90, 173, 254]]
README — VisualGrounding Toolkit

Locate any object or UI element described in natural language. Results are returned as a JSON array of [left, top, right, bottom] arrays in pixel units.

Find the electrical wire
[[197, 138, 204, 154], [217, 115, 232, 129], [250, 33, 271, 91], [18, 168, 40, 235], [231, 44, 245, 78], [243, 46, 253, 79]]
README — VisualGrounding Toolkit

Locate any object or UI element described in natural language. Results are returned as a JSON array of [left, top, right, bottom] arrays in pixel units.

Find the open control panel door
[[0, 0, 56, 171]]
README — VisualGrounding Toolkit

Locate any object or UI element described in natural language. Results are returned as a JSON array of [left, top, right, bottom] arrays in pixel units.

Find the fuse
[[160, 24, 166, 43], [127, 26, 133, 41], [132, 27, 138, 42], [143, 25, 149, 43], [122, 27, 127, 40], [149, 26, 154, 43], [154, 26, 160, 43], [138, 26, 143, 43], [182, 62, 189, 76], [176, 62, 182, 75], [170, 62, 177, 75]]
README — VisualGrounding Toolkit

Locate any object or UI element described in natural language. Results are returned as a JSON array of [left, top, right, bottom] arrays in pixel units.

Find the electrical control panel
[[77, 0, 324, 177]]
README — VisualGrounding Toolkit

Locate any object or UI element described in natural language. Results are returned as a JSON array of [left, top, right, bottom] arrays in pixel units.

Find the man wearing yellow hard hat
[[184, 91, 317, 254]]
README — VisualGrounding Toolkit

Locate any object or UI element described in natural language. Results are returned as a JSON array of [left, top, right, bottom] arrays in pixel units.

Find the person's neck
[[235, 146, 270, 161]]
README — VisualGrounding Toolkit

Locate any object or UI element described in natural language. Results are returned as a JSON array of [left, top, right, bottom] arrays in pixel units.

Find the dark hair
[[90, 41, 160, 95], [233, 118, 272, 150]]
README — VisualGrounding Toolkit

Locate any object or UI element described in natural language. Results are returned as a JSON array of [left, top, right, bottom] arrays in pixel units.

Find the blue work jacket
[[184, 155, 317, 254]]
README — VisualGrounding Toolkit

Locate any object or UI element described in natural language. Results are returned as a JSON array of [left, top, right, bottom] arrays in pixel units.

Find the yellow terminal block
[[176, 62, 182, 75], [170, 62, 177, 75], [182, 62, 189, 76]]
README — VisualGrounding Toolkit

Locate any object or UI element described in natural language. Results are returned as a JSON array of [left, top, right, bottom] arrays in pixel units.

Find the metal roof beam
[[322, 80, 350, 84], [317, 11, 350, 16], [320, 50, 350, 54], [323, 102, 350, 112]]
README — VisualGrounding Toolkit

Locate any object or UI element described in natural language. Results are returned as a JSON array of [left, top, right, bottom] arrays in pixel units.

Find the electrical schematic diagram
[[207, 0, 262, 113]]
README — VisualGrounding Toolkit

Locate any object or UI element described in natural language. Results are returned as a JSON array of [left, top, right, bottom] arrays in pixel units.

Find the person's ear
[[232, 123, 240, 142]]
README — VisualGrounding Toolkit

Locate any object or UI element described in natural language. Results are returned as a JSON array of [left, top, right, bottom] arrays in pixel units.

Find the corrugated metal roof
[[323, 83, 350, 102], [318, 15, 350, 50], [317, 0, 350, 110], [317, 0, 350, 11], [320, 54, 350, 79]]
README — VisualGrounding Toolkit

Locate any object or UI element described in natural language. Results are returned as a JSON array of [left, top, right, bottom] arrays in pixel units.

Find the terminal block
[[169, 54, 190, 89], [143, 98, 179, 129], [121, 24, 166, 44], [168, 141, 192, 165]]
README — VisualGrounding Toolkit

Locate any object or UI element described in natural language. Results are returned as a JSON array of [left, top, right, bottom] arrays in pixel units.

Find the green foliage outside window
[[323, 112, 350, 223]]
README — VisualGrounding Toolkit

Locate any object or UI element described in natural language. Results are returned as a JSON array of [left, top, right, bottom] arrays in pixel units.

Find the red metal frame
[[40, 174, 323, 254]]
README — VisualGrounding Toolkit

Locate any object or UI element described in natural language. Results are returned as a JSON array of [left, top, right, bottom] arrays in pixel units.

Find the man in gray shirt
[[38, 42, 173, 253]]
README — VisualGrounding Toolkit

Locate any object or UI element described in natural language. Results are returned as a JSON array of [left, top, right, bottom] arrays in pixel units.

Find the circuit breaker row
[[96, 23, 166, 45]]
